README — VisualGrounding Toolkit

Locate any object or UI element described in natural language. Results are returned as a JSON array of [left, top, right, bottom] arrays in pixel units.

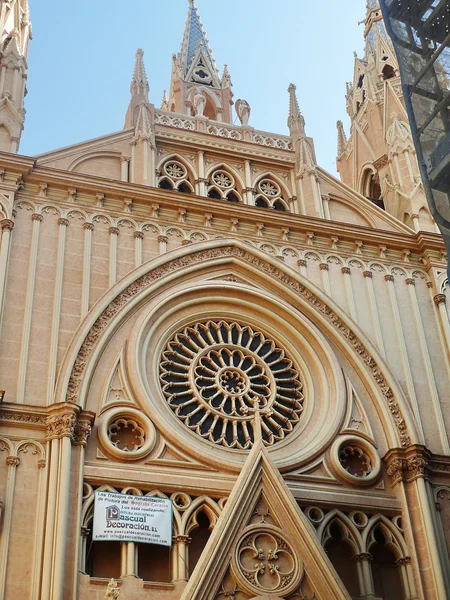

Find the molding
[[59, 241, 415, 449]]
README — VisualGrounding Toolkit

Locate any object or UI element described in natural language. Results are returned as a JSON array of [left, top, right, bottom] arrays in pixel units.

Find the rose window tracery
[[159, 320, 304, 449], [208, 169, 241, 203], [164, 161, 187, 179], [255, 178, 288, 212], [108, 417, 146, 452], [232, 527, 301, 596], [339, 445, 372, 477]]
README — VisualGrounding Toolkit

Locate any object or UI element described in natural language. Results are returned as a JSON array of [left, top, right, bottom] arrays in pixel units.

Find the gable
[[181, 441, 351, 600]]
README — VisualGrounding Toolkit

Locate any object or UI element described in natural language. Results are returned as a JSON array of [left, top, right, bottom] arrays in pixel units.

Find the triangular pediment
[[185, 46, 221, 88], [181, 442, 350, 600]]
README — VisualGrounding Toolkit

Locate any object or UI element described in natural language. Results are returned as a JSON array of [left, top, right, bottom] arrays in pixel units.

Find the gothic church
[[0, 1, 449, 599]]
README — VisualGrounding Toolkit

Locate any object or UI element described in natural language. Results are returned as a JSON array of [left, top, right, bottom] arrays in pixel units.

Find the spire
[[336, 120, 348, 158], [179, 0, 220, 86], [130, 48, 149, 102], [287, 84, 305, 136]]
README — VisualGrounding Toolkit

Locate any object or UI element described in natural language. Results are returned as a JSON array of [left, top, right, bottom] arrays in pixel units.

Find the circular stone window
[[328, 435, 381, 486], [159, 320, 304, 450], [98, 407, 156, 460]]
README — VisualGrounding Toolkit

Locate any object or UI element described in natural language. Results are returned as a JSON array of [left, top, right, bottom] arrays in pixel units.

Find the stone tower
[[167, 0, 233, 123], [336, 0, 437, 234], [0, 0, 31, 153]]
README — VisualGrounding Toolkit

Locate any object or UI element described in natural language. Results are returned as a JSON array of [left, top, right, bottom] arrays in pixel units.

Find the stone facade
[[0, 1, 449, 599]]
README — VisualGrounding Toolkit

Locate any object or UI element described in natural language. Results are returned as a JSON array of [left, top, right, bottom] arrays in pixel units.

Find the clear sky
[[21, 0, 367, 176]]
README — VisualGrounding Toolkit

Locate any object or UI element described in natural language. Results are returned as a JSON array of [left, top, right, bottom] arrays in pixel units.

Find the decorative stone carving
[[328, 435, 381, 486], [232, 526, 301, 596], [65, 246, 411, 447], [98, 407, 156, 460], [193, 88, 207, 117], [235, 99, 251, 126], [105, 579, 120, 599], [434, 294, 446, 306], [6, 456, 20, 467], [46, 412, 77, 441], [160, 320, 304, 449], [0, 219, 14, 231]]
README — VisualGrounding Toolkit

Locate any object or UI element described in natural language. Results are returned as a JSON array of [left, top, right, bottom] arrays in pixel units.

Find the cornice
[[0, 402, 48, 429], [3, 159, 445, 256]]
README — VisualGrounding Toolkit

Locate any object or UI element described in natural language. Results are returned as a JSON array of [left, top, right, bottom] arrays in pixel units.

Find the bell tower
[[166, 0, 233, 123], [336, 1, 436, 232], [0, 0, 31, 153]]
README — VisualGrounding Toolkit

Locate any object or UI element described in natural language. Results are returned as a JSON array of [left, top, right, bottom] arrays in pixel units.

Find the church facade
[[0, 1, 450, 599]]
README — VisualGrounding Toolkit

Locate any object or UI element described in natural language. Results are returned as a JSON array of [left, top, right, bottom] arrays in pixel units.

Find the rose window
[[339, 445, 372, 477], [159, 320, 304, 449], [212, 170, 234, 189], [164, 161, 187, 179], [233, 528, 300, 595], [258, 179, 281, 198], [108, 417, 146, 452]]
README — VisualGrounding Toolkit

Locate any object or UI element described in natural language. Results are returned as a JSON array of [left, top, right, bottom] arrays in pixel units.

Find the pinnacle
[[287, 83, 305, 136], [130, 48, 149, 101]]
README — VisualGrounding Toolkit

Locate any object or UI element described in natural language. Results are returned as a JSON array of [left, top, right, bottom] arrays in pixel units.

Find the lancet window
[[158, 159, 194, 194], [361, 168, 385, 210], [207, 169, 242, 203], [80, 484, 221, 586], [254, 177, 288, 211]]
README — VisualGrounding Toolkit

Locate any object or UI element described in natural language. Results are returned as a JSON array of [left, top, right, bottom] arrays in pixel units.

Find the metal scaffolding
[[379, 0, 450, 277]]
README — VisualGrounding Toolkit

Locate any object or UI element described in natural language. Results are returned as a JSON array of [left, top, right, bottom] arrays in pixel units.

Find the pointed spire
[[161, 90, 169, 110], [287, 84, 305, 136], [130, 48, 149, 102], [336, 120, 348, 158], [221, 64, 232, 89], [180, 0, 220, 83]]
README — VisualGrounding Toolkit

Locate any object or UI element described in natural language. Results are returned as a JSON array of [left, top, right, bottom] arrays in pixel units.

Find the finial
[[130, 48, 149, 101], [287, 83, 305, 136], [336, 120, 348, 158], [161, 90, 169, 110]]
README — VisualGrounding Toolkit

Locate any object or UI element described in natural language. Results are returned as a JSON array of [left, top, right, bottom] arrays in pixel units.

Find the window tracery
[[159, 320, 304, 449], [207, 169, 242, 203], [254, 177, 288, 211], [158, 159, 194, 194]]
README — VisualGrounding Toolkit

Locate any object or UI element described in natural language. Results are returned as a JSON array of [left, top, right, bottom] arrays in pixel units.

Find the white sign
[[93, 491, 172, 546]]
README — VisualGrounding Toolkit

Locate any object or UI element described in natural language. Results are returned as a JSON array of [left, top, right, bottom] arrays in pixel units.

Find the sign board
[[93, 491, 172, 546]]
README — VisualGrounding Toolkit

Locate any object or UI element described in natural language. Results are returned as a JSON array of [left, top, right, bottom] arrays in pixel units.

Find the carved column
[[134, 231, 144, 268], [197, 151, 206, 196], [385, 447, 449, 599], [0, 454, 20, 600], [434, 294, 450, 357], [173, 535, 191, 583], [244, 160, 254, 206], [17, 213, 43, 403], [405, 278, 449, 453], [81, 222, 94, 318], [410, 213, 420, 233], [363, 270, 385, 357], [41, 406, 94, 600], [353, 553, 375, 598], [341, 266, 357, 320], [108, 227, 120, 287], [0, 218, 14, 332], [319, 262, 331, 295], [120, 156, 130, 182], [158, 235, 168, 255]]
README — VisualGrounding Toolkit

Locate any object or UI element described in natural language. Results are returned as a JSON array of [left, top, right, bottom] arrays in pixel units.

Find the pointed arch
[[55, 239, 420, 471], [363, 514, 408, 559], [317, 510, 363, 555]]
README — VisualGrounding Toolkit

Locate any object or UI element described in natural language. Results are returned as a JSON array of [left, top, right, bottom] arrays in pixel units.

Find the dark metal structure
[[379, 0, 450, 277]]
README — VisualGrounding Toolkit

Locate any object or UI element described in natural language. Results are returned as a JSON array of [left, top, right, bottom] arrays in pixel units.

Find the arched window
[[361, 169, 385, 210], [85, 526, 121, 579], [382, 64, 396, 80], [369, 527, 404, 600], [158, 159, 194, 194], [137, 543, 171, 583], [188, 511, 212, 576], [325, 523, 360, 598], [254, 177, 288, 211], [207, 169, 242, 203]]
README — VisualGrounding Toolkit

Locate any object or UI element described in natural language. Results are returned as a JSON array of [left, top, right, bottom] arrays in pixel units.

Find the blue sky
[[21, 0, 367, 175]]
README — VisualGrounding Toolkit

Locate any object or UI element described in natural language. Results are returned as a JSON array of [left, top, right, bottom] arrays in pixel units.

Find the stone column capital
[[0, 219, 14, 232]]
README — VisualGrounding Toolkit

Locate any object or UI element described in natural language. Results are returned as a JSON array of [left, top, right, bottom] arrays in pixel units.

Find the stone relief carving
[[65, 246, 411, 448], [235, 99, 251, 126]]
